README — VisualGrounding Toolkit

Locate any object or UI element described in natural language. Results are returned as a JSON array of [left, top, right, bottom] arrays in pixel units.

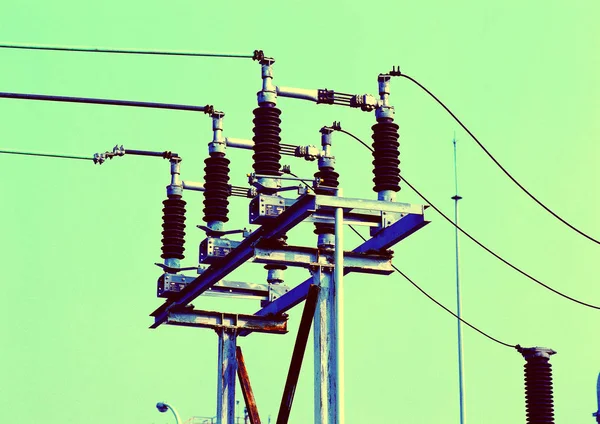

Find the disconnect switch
[[249, 194, 294, 224], [199, 237, 241, 264]]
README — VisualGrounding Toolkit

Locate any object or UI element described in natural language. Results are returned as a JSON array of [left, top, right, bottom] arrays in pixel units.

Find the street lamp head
[[156, 402, 169, 413]]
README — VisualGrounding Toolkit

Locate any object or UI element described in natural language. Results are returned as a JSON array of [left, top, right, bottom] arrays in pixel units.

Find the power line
[[0, 91, 212, 113], [347, 225, 516, 349], [0, 149, 91, 161], [294, 161, 515, 348], [337, 127, 600, 310], [0, 42, 257, 59], [398, 72, 599, 245]]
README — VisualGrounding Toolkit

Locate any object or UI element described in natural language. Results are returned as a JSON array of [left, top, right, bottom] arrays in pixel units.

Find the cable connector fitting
[[111, 145, 124, 156], [317, 89, 335, 104], [389, 65, 402, 76], [93, 152, 106, 164], [295, 145, 320, 161], [252, 50, 265, 61], [93, 145, 125, 164], [203, 105, 215, 115], [350, 94, 377, 112]]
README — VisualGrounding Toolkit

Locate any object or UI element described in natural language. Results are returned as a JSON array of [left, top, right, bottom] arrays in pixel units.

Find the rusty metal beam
[[166, 309, 288, 334], [277, 285, 320, 424], [236, 346, 261, 424]]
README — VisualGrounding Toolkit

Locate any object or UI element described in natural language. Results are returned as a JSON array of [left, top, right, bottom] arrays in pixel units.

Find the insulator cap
[[371, 118, 400, 193], [252, 105, 282, 178], [203, 154, 230, 224], [161, 194, 186, 260]]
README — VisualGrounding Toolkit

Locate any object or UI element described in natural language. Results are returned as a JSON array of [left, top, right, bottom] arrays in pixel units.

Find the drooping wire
[[291, 143, 516, 347], [337, 127, 600, 310], [401, 176, 600, 310], [287, 171, 315, 193], [0, 149, 91, 161], [0, 92, 212, 113], [398, 72, 599, 245], [0, 42, 256, 59], [347, 225, 516, 348], [336, 129, 372, 151]]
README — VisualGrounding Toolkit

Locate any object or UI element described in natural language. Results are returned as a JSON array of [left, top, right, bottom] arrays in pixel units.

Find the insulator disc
[[203, 154, 230, 223], [371, 118, 400, 192], [523, 357, 555, 424], [252, 106, 282, 177], [161, 195, 186, 260]]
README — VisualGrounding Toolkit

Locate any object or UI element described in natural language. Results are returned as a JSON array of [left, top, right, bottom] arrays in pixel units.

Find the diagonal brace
[[236, 346, 261, 424], [277, 285, 320, 424]]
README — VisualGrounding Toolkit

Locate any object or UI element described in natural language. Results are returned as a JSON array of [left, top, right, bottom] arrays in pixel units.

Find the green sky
[[0, 1, 598, 423]]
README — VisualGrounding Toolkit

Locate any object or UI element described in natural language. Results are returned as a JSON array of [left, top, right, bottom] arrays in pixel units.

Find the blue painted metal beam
[[354, 213, 428, 253], [150, 194, 317, 328], [241, 213, 429, 335]]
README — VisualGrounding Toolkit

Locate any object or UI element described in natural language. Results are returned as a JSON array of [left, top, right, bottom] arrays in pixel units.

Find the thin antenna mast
[[452, 132, 466, 424]]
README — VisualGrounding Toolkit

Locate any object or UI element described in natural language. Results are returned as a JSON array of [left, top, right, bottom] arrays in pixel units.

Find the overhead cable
[[0, 42, 258, 60], [0, 149, 91, 161], [348, 225, 517, 348], [0, 92, 213, 113], [397, 72, 599, 245], [337, 127, 600, 310]]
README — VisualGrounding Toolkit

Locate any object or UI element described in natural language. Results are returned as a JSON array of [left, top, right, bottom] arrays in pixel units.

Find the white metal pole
[[217, 329, 237, 424], [313, 268, 339, 424], [452, 135, 466, 424], [334, 188, 345, 424]]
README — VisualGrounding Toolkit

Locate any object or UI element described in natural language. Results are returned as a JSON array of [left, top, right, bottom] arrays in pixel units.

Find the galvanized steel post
[[313, 187, 344, 424], [334, 189, 345, 424], [217, 328, 238, 424], [313, 267, 338, 424]]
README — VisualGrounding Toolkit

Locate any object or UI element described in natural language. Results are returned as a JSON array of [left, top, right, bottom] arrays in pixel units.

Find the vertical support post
[[334, 189, 344, 424], [313, 267, 338, 424], [314, 187, 344, 424], [217, 328, 238, 424]]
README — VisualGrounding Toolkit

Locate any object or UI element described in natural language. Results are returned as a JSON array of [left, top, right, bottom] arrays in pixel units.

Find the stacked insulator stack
[[161, 194, 187, 260], [313, 164, 339, 235], [519, 347, 556, 424], [371, 117, 400, 193], [252, 105, 282, 189], [203, 153, 230, 224]]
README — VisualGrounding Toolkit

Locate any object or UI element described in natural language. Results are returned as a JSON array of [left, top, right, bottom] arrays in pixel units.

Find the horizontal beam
[[167, 309, 288, 334], [159, 274, 275, 300], [353, 213, 429, 253], [245, 213, 429, 331], [252, 246, 393, 275], [314, 195, 425, 215], [150, 194, 317, 328]]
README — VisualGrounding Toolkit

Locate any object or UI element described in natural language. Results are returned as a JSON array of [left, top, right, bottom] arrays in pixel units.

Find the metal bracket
[[158, 273, 287, 300], [166, 309, 288, 334], [251, 245, 394, 275]]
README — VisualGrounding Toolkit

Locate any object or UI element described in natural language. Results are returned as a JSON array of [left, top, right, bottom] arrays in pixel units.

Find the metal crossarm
[[166, 310, 287, 334], [245, 212, 429, 327], [150, 193, 317, 328]]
